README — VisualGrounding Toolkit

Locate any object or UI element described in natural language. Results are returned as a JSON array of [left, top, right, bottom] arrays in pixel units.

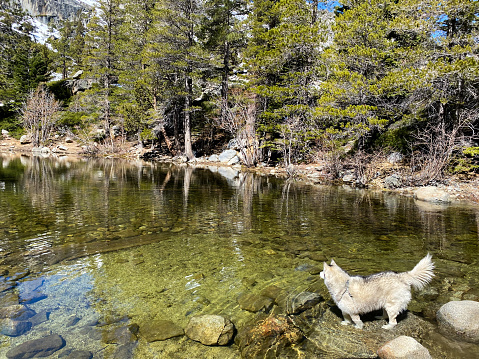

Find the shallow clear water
[[1, 154, 479, 358]]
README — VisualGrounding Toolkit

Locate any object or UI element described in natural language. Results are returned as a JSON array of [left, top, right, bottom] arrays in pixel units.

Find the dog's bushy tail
[[405, 253, 435, 290]]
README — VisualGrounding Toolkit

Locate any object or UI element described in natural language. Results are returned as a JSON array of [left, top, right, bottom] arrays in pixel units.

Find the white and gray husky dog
[[320, 254, 434, 329]]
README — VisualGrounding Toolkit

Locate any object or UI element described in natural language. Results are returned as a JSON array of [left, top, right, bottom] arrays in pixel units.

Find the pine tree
[[84, 0, 125, 140], [200, 0, 248, 114], [1, 1, 52, 129], [117, 0, 162, 146], [314, 0, 478, 179], [247, 0, 332, 165], [314, 0, 402, 153], [50, 15, 87, 79], [145, 0, 211, 159]]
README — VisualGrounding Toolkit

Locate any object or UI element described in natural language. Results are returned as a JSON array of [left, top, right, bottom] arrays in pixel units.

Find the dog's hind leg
[[381, 307, 398, 329], [350, 314, 364, 329]]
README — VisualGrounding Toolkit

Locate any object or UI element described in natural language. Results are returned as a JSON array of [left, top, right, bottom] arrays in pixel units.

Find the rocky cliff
[[15, 0, 91, 24]]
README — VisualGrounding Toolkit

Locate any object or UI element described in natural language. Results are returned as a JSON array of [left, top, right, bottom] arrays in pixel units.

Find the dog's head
[[320, 259, 337, 280]]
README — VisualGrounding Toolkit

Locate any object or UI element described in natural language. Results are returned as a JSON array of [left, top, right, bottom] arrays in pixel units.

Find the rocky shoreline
[[2, 135, 479, 206]]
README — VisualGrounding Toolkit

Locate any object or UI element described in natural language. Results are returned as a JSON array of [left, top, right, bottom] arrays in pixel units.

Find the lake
[[1, 154, 479, 358]]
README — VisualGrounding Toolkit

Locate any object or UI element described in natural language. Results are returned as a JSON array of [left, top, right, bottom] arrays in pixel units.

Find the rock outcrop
[[16, 0, 91, 24]]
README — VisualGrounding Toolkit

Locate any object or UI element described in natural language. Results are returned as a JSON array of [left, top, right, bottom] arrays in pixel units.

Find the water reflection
[[1, 153, 479, 358]]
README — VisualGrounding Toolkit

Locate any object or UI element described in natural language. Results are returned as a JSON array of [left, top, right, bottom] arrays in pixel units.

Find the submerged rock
[[237, 293, 274, 313], [29, 311, 49, 326], [103, 325, 138, 345], [260, 285, 285, 302], [185, 315, 234, 346], [65, 315, 81, 327], [59, 349, 93, 359], [113, 343, 137, 358], [0, 305, 35, 321], [286, 292, 322, 315], [6, 334, 65, 359], [0, 292, 19, 306], [236, 314, 304, 358], [0, 281, 15, 293], [377, 335, 432, 359], [437, 300, 479, 343], [0, 318, 32, 336], [139, 319, 183, 342], [20, 292, 47, 304], [21, 277, 44, 294]]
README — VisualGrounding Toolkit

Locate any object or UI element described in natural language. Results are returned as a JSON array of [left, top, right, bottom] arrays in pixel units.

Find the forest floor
[[2, 135, 479, 205]]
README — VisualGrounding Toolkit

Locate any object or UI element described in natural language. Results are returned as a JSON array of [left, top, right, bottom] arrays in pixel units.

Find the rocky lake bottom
[[1, 155, 479, 358]]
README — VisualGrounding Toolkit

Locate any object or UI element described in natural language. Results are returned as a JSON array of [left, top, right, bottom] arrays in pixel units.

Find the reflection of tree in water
[[23, 156, 64, 209], [2, 154, 478, 274]]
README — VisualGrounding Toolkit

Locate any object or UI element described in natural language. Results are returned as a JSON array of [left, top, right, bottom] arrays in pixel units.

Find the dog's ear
[[330, 259, 336, 266], [323, 261, 328, 269]]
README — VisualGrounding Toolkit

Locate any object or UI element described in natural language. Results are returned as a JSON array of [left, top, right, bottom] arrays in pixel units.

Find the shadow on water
[[1, 153, 479, 358]]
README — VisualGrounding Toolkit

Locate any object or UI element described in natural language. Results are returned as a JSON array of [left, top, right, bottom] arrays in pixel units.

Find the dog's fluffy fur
[[320, 254, 434, 329]]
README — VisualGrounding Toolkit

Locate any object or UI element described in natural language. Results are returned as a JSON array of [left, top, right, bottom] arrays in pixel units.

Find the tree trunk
[[183, 0, 195, 161], [184, 76, 194, 160], [312, 0, 318, 24], [242, 93, 258, 166]]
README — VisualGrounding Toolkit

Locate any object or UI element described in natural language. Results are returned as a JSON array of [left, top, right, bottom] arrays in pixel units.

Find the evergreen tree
[[247, 0, 332, 164], [1, 1, 52, 129], [84, 0, 125, 139], [118, 0, 159, 145], [314, 0, 401, 152], [200, 0, 248, 114], [146, 0, 211, 159], [50, 15, 87, 79]]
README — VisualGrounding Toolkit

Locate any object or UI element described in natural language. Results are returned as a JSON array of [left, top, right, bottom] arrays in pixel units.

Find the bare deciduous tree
[[21, 84, 62, 147], [411, 118, 475, 185], [216, 91, 259, 167]]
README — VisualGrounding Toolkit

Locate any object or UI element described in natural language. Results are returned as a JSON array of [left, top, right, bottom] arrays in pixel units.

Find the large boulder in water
[[414, 186, 451, 203], [185, 315, 234, 346], [218, 150, 238, 163], [377, 335, 432, 358], [437, 300, 479, 343], [301, 308, 438, 358]]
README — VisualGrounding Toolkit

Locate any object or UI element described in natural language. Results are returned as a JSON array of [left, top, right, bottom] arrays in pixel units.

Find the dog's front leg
[[350, 314, 364, 329]]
